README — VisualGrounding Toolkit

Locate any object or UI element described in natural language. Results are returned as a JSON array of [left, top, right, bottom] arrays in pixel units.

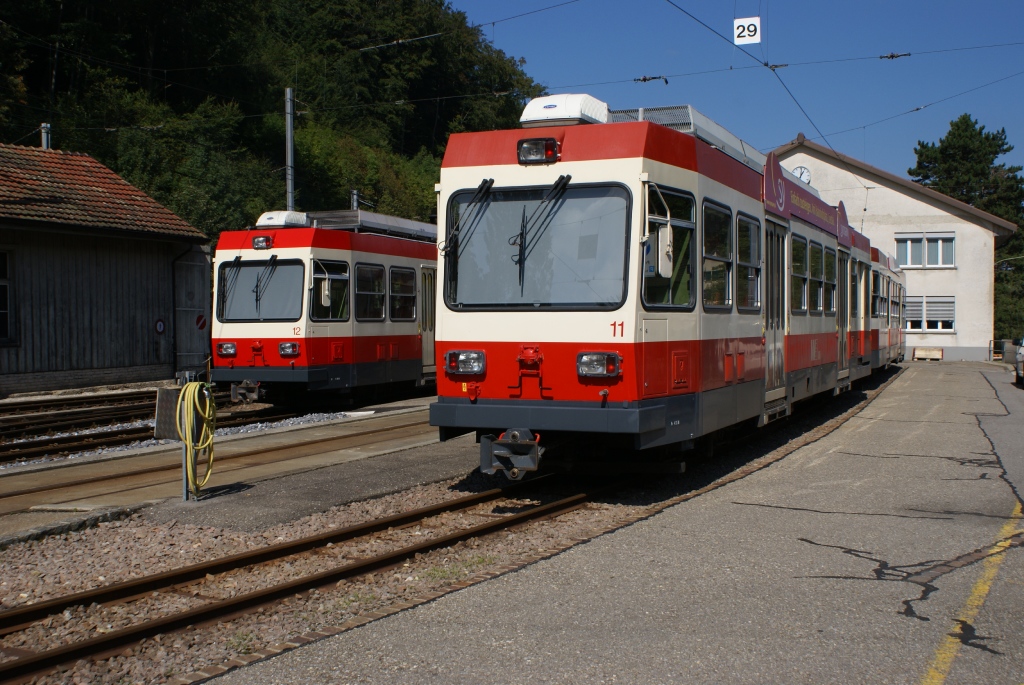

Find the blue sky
[[448, 0, 1024, 180]]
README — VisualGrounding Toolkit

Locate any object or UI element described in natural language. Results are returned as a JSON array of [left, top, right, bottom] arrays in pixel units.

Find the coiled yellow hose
[[176, 382, 216, 497]]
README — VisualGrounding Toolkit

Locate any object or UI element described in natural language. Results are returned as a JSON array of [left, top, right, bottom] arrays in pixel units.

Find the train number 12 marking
[[610, 321, 624, 337], [293, 327, 302, 336]]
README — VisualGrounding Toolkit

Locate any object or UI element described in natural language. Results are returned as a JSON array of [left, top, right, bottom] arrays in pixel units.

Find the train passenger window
[[310, 261, 349, 321], [824, 248, 836, 315], [389, 268, 417, 321], [736, 216, 760, 311], [808, 242, 823, 314], [880, 277, 889, 324], [702, 203, 732, 308], [355, 264, 386, 321], [643, 188, 695, 309], [870, 272, 881, 319], [790, 236, 807, 313]]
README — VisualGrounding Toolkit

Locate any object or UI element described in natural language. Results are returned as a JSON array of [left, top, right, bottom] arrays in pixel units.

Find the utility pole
[[285, 88, 295, 211]]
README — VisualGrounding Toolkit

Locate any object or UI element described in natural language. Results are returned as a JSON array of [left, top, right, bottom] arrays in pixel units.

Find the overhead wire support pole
[[285, 87, 295, 211]]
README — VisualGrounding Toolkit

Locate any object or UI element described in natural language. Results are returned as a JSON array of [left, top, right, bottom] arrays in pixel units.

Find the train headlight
[[517, 138, 558, 165], [216, 342, 237, 356], [279, 342, 300, 357], [445, 350, 485, 375], [577, 352, 620, 377], [252, 235, 273, 249]]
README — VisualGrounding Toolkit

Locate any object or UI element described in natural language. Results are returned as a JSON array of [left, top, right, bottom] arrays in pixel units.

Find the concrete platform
[[212, 362, 1024, 685]]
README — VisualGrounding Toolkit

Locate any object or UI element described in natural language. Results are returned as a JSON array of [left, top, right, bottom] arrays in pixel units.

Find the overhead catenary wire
[[660, 0, 870, 191], [763, 67, 1024, 151]]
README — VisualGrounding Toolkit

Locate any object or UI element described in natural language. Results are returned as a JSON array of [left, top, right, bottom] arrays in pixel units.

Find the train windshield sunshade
[[444, 184, 629, 309]]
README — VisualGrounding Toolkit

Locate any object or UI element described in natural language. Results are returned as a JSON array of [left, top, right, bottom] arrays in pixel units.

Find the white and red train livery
[[429, 94, 904, 478], [211, 210, 438, 399]]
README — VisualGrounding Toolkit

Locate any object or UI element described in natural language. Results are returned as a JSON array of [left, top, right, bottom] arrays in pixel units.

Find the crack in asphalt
[[793, 370, 1024, 625], [950, 618, 1003, 655], [734, 501, 954, 521]]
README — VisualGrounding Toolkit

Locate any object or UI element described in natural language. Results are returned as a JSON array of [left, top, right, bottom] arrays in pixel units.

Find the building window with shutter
[[0, 251, 11, 343], [905, 296, 923, 330], [926, 296, 955, 331], [904, 295, 954, 332]]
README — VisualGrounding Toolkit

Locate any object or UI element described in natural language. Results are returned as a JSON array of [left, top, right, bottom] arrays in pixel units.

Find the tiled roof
[[0, 143, 206, 241]]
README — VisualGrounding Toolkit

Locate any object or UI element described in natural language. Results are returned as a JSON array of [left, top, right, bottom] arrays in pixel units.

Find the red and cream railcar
[[869, 248, 906, 369], [428, 95, 897, 478], [211, 210, 437, 400]]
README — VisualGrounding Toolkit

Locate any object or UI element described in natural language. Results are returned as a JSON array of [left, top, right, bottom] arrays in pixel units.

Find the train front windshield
[[444, 184, 630, 309], [217, 258, 305, 322]]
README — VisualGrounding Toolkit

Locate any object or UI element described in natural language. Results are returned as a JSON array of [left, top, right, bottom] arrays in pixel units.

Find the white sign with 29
[[733, 17, 761, 45]]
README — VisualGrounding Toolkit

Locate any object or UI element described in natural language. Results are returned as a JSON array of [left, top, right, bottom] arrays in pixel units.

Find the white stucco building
[[775, 135, 1016, 361]]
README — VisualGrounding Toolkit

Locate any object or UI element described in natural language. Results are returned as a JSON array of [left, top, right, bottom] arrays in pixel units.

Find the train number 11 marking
[[610, 321, 624, 337]]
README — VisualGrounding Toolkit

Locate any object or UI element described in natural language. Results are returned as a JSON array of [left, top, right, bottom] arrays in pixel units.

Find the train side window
[[736, 215, 760, 311], [880, 274, 888, 323], [790, 236, 807, 313], [702, 202, 732, 309], [808, 242, 823, 314], [355, 264, 386, 321], [389, 267, 417, 321], [310, 260, 350, 321], [871, 271, 881, 318], [642, 188, 695, 309], [824, 248, 836, 315]]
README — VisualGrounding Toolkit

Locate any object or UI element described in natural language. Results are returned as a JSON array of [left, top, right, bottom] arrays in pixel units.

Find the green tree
[[908, 114, 1024, 339], [0, 0, 542, 238]]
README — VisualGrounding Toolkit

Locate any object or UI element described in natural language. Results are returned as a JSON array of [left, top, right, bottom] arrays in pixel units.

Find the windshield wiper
[[509, 206, 528, 292], [516, 174, 572, 284], [441, 177, 493, 256], [220, 256, 242, 311], [253, 255, 278, 318]]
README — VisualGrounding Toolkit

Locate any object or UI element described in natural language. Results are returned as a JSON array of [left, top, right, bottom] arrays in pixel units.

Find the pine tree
[[908, 114, 1024, 339]]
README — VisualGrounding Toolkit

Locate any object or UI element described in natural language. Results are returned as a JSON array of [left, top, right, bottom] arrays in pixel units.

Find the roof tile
[[0, 143, 206, 241]]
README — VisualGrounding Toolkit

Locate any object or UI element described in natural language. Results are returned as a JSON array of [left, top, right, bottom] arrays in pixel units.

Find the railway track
[[0, 390, 233, 442], [0, 411, 432, 515], [0, 406, 297, 464], [0, 390, 160, 418], [0, 475, 609, 683]]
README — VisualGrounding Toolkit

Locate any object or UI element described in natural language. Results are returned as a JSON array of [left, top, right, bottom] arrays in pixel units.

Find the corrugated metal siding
[[0, 228, 177, 378]]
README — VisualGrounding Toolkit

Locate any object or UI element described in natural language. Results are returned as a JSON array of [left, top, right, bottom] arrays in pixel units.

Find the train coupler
[[480, 428, 544, 480], [230, 381, 260, 403]]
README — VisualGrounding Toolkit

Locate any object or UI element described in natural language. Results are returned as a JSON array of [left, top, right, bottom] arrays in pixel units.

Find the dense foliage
[[0, 0, 542, 237], [908, 114, 1024, 340]]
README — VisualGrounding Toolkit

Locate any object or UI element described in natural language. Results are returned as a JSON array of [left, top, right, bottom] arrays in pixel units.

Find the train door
[[420, 266, 436, 377], [837, 252, 849, 379], [764, 221, 786, 402]]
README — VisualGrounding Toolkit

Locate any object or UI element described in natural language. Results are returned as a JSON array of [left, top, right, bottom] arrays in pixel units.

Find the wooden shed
[[0, 143, 210, 396]]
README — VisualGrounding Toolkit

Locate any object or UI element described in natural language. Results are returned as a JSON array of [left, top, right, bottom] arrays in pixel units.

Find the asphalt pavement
[[211, 361, 1024, 685]]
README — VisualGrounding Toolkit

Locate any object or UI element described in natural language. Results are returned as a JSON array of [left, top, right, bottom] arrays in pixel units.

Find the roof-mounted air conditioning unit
[[520, 94, 609, 128]]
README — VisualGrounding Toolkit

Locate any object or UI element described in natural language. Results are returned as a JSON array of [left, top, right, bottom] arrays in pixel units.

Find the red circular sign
[[196, 314, 207, 331]]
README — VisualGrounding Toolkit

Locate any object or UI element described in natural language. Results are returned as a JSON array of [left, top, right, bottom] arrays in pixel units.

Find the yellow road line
[[919, 501, 1023, 685]]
